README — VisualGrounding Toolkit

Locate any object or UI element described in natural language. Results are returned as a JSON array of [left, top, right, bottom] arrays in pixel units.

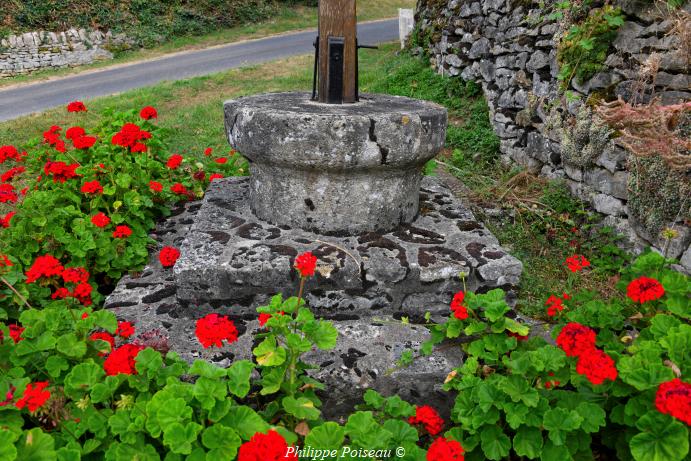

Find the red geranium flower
[[655, 379, 691, 425], [91, 212, 111, 228], [204, 148, 213, 156], [103, 344, 144, 376], [116, 321, 135, 339], [51, 287, 70, 300], [140, 106, 158, 120], [15, 382, 50, 412], [564, 254, 591, 273], [73, 135, 97, 149], [0, 145, 23, 164], [1, 211, 16, 228], [195, 313, 238, 349], [0, 184, 18, 203], [545, 294, 568, 317], [170, 183, 188, 195], [1, 166, 26, 183], [9, 324, 24, 343], [131, 142, 147, 153], [112, 225, 132, 239], [237, 430, 298, 461], [215, 157, 228, 164], [450, 291, 468, 320], [209, 173, 224, 182], [166, 154, 183, 169], [626, 276, 665, 304], [259, 313, 272, 327], [575, 348, 618, 385], [65, 126, 86, 140], [159, 246, 181, 268], [0, 254, 12, 269], [556, 322, 597, 357], [294, 251, 317, 277], [427, 437, 465, 461], [81, 180, 103, 195], [25, 255, 64, 283], [67, 101, 87, 112], [73, 282, 93, 301], [62, 267, 89, 284], [44, 161, 79, 183], [89, 332, 115, 356], [149, 181, 163, 193], [409, 405, 445, 436]]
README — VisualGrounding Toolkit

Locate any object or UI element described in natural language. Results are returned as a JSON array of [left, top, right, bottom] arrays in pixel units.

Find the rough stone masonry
[[106, 91, 523, 415], [413, 0, 691, 273]]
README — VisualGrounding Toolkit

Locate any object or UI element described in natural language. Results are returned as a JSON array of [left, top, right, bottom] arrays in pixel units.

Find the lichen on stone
[[560, 106, 612, 168], [627, 155, 691, 237]]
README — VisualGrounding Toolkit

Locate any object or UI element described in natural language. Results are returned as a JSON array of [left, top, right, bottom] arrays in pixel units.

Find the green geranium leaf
[[540, 440, 573, 461], [189, 360, 227, 379], [576, 402, 606, 433], [384, 395, 415, 418], [91, 310, 118, 333], [253, 336, 287, 367], [45, 356, 69, 378], [480, 425, 511, 460], [363, 389, 385, 410], [0, 430, 18, 461], [134, 348, 163, 378], [157, 398, 193, 430], [630, 418, 689, 461], [193, 377, 227, 411], [220, 406, 270, 440], [163, 422, 202, 455], [543, 408, 583, 446], [618, 352, 674, 391], [305, 422, 346, 450], [64, 361, 106, 399], [282, 396, 321, 420], [383, 420, 418, 445], [302, 320, 338, 350], [227, 360, 254, 398], [345, 412, 392, 449], [201, 425, 241, 459], [513, 426, 543, 459], [16, 428, 55, 461]]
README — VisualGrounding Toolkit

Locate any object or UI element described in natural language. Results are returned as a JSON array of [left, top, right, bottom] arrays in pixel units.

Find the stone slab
[[172, 176, 523, 321]]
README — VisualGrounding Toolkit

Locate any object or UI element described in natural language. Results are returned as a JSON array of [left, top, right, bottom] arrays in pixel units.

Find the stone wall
[[0, 28, 133, 78], [412, 0, 691, 272]]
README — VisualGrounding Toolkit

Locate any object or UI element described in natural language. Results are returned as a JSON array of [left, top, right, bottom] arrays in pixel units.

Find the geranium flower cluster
[[44, 161, 80, 183], [111, 122, 151, 152], [1, 166, 25, 183], [65, 126, 97, 149], [556, 322, 617, 385], [450, 291, 468, 320], [103, 343, 144, 376], [426, 437, 464, 461], [0, 324, 24, 344], [158, 246, 181, 268], [409, 405, 445, 435], [0, 183, 17, 203], [294, 251, 317, 277], [25, 256, 94, 305], [43, 125, 67, 153], [564, 254, 590, 273], [0, 145, 25, 164], [655, 378, 691, 425], [14, 381, 51, 412], [626, 276, 665, 304], [545, 292, 570, 317], [195, 313, 239, 349], [238, 430, 297, 461]]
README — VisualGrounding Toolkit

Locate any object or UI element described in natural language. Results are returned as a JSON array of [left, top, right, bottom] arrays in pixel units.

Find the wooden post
[[317, 0, 357, 103]]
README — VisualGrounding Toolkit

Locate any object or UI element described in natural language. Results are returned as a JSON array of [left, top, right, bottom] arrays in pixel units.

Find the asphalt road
[[0, 19, 398, 122]]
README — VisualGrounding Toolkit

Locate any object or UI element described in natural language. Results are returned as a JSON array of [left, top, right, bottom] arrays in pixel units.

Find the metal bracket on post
[[327, 36, 345, 104]]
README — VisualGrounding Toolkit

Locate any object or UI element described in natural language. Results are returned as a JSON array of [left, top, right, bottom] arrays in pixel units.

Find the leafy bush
[[1, 0, 279, 46], [557, 5, 625, 88]]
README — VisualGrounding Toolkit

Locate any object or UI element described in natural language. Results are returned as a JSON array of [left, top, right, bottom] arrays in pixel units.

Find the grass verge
[[0, 43, 627, 319], [0, 0, 414, 89]]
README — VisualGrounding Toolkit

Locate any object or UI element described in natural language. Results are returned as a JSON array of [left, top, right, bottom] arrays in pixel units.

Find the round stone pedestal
[[224, 92, 447, 235]]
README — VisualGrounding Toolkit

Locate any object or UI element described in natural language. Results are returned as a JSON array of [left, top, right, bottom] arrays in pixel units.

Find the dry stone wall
[[0, 28, 133, 78], [413, 0, 691, 272]]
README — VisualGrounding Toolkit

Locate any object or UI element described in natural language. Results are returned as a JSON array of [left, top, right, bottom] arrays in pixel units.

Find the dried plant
[[667, 9, 691, 70], [595, 97, 691, 171]]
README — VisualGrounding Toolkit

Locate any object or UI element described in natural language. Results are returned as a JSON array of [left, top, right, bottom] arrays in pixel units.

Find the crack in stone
[[368, 118, 390, 165]]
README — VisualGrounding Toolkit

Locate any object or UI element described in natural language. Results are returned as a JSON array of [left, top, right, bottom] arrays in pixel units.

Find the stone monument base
[[105, 176, 522, 416]]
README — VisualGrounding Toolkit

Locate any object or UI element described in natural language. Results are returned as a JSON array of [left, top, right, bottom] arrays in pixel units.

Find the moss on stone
[[560, 106, 612, 168], [627, 155, 691, 237]]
